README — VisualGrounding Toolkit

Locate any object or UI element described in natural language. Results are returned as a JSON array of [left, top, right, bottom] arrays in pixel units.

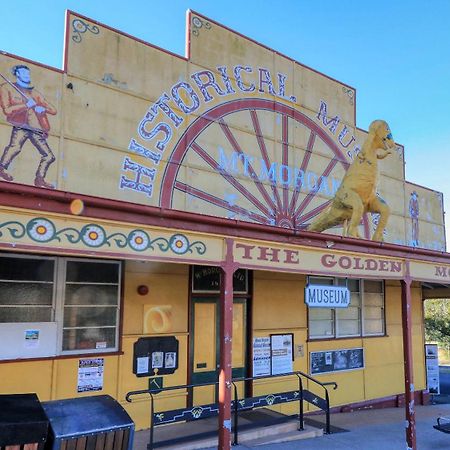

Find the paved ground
[[134, 401, 450, 449], [216, 403, 450, 449], [134, 368, 450, 449]]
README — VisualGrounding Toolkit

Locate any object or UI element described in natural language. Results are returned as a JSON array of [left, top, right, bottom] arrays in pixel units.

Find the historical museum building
[[0, 10, 449, 449]]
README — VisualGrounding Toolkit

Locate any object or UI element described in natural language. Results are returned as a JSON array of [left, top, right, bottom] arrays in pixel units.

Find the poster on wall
[[77, 358, 104, 393], [270, 334, 293, 375], [252, 337, 271, 377], [24, 329, 40, 349], [425, 344, 440, 394], [310, 348, 364, 375]]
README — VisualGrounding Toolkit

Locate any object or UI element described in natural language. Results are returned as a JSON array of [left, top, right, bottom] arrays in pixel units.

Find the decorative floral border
[[191, 16, 211, 37], [0, 218, 207, 256], [72, 19, 100, 43]]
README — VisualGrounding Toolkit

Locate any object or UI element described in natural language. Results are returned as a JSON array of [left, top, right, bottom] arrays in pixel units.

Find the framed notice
[[270, 334, 294, 375], [425, 344, 440, 394], [310, 348, 364, 375], [252, 337, 271, 377]]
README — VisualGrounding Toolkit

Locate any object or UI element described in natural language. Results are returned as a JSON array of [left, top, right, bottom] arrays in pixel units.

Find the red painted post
[[401, 277, 417, 450], [218, 238, 236, 450]]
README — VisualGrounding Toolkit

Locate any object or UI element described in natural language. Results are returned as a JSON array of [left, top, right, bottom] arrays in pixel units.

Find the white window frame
[[307, 276, 385, 340], [0, 253, 121, 359], [58, 257, 122, 355]]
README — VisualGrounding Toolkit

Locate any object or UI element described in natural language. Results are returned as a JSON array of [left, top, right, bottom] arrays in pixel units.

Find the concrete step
[[245, 425, 323, 446], [155, 419, 323, 449]]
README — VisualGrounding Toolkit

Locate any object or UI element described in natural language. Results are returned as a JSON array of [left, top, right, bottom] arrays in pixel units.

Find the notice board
[[310, 348, 364, 375]]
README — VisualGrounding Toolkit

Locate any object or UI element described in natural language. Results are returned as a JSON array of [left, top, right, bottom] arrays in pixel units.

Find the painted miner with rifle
[[0, 64, 56, 189]]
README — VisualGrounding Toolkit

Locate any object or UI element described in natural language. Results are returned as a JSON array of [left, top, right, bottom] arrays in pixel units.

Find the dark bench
[[434, 417, 450, 434]]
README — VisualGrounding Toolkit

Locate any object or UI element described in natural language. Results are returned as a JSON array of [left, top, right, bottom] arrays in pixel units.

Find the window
[[308, 277, 385, 339], [0, 254, 121, 357]]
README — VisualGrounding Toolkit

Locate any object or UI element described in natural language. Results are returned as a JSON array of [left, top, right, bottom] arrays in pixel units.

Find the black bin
[[0, 393, 49, 450], [42, 395, 134, 450]]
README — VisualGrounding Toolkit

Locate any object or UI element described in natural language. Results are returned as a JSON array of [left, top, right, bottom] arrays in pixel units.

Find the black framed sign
[[133, 336, 179, 377], [310, 348, 364, 375], [191, 265, 248, 293]]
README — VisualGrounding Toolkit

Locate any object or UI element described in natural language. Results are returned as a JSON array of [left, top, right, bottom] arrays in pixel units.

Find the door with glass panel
[[189, 266, 249, 406]]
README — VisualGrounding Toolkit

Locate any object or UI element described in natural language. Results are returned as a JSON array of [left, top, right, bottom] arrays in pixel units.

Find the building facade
[[0, 10, 449, 449]]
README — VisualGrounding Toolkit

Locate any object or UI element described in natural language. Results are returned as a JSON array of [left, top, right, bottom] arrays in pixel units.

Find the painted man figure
[[0, 65, 57, 188], [409, 191, 419, 247]]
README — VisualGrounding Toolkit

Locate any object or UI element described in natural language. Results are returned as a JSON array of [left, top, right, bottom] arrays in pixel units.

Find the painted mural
[[0, 11, 445, 251], [0, 65, 57, 188]]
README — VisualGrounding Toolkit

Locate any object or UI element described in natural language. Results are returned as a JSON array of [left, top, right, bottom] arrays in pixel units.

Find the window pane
[[310, 320, 334, 337], [350, 293, 361, 306], [62, 327, 116, 351], [364, 280, 383, 293], [364, 293, 383, 307], [364, 319, 384, 335], [348, 279, 360, 292], [337, 306, 359, 320], [0, 257, 54, 281], [337, 319, 360, 336], [309, 277, 333, 286], [364, 306, 384, 320], [65, 285, 119, 306], [0, 282, 53, 306], [66, 261, 119, 283], [63, 306, 117, 327], [309, 308, 333, 320], [0, 306, 52, 322]]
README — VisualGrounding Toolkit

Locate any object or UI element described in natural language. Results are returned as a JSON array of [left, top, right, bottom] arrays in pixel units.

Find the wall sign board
[[425, 344, 440, 394], [133, 336, 179, 377], [310, 348, 364, 375], [305, 285, 350, 308]]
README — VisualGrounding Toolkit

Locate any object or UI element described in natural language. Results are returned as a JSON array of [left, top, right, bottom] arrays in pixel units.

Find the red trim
[[0, 351, 124, 364], [185, 10, 192, 59], [218, 238, 236, 450], [0, 51, 64, 74], [63, 10, 70, 73], [66, 10, 187, 63], [401, 278, 417, 449], [188, 10, 356, 92], [0, 183, 449, 265], [327, 390, 429, 414], [406, 179, 444, 196]]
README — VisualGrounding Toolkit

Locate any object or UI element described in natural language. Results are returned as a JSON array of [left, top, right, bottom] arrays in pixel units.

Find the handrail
[[232, 370, 336, 435], [126, 379, 220, 449], [126, 371, 338, 448], [125, 379, 219, 402]]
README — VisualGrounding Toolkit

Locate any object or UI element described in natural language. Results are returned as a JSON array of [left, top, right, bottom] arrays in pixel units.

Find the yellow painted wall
[[252, 272, 426, 414], [0, 265, 427, 431], [119, 261, 190, 429], [0, 10, 445, 250]]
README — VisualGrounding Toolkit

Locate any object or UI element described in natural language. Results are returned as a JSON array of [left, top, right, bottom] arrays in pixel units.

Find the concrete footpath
[[134, 402, 450, 449]]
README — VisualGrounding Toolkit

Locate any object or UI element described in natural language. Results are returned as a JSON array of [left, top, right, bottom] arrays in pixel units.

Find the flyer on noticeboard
[[77, 358, 104, 393]]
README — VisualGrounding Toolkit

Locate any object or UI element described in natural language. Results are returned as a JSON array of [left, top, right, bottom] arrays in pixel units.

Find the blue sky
[[1, 0, 449, 248]]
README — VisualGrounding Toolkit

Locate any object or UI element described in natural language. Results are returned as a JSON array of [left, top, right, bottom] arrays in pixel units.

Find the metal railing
[[126, 370, 337, 449]]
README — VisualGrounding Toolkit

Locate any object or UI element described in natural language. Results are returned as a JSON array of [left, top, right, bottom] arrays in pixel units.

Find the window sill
[[0, 350, 124, 364], [307, 334, 388, 342]]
